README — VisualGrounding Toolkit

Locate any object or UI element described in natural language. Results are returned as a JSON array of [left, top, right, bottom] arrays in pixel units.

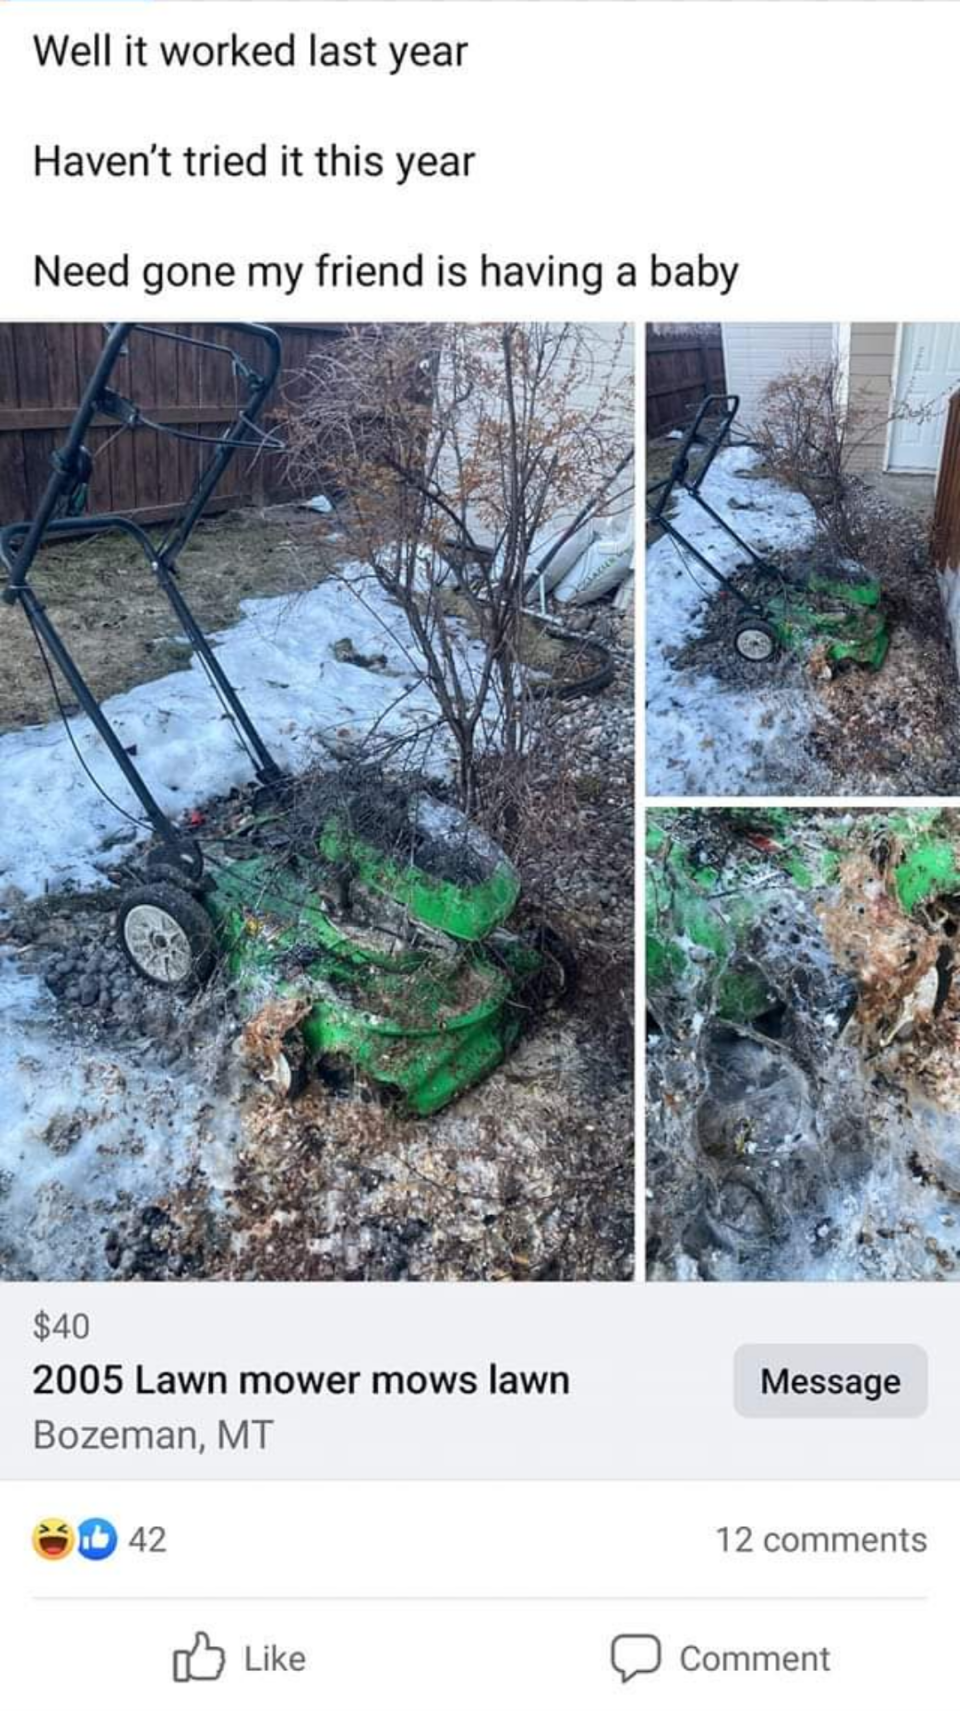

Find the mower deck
[[206, 812, 541, 1115], [763, 574, 889, 670]]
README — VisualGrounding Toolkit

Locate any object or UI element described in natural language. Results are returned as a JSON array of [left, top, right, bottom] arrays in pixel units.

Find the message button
[[735, 1344, 928, 1419]]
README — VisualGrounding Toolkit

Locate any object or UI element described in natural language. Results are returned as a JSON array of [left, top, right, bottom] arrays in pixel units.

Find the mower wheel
[[733, 619, 778, 663], [145, 842, 204, 886], [117, 883, 217, 990]]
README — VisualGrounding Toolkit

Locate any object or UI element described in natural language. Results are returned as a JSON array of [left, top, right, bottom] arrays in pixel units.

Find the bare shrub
[[282, 323, 633, 810], [754, 357, 937, 560], [753, 360, 851, 531]]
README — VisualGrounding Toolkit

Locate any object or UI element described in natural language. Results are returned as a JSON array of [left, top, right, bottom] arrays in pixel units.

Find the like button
[[77, 1518, 118, 1562], [173, 1633, 227, 1684]]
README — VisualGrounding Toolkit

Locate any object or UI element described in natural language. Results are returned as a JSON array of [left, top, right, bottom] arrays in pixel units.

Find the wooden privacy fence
[[646, 328, 726, 437], [932, 390, 960, 571], [0, 322, 346, 527]]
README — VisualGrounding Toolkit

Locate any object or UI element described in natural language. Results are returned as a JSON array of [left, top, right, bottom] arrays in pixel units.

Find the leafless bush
[[754, 358, 936, 559], [282, 322, 633, 810], [753, 360, 850, 525]]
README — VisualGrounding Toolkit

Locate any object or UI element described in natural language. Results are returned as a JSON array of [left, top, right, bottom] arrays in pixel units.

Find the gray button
[[735, 1344, 928, 1419]]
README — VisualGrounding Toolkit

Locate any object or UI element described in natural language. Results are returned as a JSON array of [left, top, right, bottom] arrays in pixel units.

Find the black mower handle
[[1, 321, 283, 599], [0, 322, 286, 853]]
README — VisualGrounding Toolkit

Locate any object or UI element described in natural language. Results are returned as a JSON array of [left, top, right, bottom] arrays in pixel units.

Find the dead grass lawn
[[0, 508, 339, 735]]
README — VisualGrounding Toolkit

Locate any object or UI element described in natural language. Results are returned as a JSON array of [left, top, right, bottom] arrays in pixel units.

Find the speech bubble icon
[[611, 1633, 662, 1682]]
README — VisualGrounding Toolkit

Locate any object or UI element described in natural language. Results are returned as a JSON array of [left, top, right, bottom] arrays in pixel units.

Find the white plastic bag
[[555, 535, 634, 604]]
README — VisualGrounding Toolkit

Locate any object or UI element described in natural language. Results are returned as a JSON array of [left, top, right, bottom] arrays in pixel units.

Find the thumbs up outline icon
[[172, 1632, 227, 1683]]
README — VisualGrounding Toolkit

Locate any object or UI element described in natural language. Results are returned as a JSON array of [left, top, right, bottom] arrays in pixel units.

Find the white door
[[888, 322, 960, 472]]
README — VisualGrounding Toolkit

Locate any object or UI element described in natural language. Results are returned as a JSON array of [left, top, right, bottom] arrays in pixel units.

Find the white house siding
[[565, 321, 635, 421], [720, 323, 836, 431], [558, 322, 635, 542], [846, 324, 898, 473]]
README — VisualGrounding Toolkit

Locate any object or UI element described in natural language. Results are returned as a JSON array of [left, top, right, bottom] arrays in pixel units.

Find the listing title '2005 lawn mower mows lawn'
[[646, 394, 889, 670], [1, 322, 571, 1116]]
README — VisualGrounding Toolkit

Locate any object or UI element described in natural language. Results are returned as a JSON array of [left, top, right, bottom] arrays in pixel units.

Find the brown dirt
[[0, 506, 341, 735], [645, 436, 682, 496], [819, 836, 960, 1114], [213, 1012, 634, 1282], [811, 624, 960, 793], [241, 995, 314, 1082], [809, 539, 960, 794]]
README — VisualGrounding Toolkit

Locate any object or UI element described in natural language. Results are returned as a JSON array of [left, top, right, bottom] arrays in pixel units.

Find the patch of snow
[[0, 948, 231, 1280], [0, 570, 485, 901], [646, 447, 819, 794], [799, 1140, 959, 1284]]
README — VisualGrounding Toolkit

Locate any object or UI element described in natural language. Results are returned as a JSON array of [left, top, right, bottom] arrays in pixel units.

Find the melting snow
[[646, 447, 819, 794], [0, 947, 231, 1278], [0, 569, 482, 902]]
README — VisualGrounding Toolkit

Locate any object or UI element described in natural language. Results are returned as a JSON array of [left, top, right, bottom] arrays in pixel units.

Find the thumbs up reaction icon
[[77, 1518, 118, 1562], [173, 1632, 227, 1683]]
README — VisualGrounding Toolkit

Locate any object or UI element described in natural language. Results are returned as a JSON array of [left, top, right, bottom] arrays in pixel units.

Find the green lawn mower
[[151, 771, 556, 1115], [646, 394, 889, 670], [646, 809, 960, 1032], [0, 323, 571, 1115]]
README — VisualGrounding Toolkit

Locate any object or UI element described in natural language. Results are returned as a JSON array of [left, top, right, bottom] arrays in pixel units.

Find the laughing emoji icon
[[32, 1518, 75, 1561]]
